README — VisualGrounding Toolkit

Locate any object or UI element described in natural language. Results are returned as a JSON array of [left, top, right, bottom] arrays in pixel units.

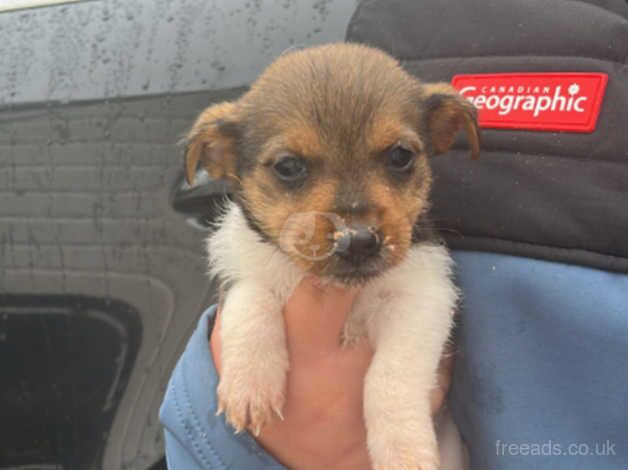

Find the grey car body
[[0, 1, 359, 468]]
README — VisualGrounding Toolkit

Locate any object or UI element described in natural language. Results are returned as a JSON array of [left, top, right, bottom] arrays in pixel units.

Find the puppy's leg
[[363, 249, 457, 470], [217, 281, 288, 435]]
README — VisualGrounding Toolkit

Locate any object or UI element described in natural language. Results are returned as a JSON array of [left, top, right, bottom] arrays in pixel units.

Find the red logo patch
[[451, 73, 608, 132]]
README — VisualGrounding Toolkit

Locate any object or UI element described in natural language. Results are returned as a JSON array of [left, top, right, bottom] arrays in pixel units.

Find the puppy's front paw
[[216, 359, 287, 435], [369, 426, 439, 470]]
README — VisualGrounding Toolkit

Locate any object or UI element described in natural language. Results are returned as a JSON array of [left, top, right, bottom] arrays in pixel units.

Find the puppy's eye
[[273, 156, 308, 182], [385, 145, 415, 172]]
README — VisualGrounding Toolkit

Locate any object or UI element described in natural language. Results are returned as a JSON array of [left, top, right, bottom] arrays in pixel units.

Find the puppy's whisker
[[273, 406, 284, 421]]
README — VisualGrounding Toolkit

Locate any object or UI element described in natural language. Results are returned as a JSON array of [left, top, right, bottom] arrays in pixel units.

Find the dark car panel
[[0, 0, 358, 467], [0, 294, 141, 469]]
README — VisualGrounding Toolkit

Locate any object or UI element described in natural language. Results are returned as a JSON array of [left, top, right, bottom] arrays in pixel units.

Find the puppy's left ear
[[421, 83, 480, 160], [183, 101, 240, 185]]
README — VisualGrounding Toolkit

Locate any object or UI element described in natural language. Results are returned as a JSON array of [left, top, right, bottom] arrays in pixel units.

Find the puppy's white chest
[[210, 203, 458, 469]]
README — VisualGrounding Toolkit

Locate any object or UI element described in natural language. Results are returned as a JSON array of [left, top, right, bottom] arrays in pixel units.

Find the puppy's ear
[[183, 101, 240, 185], [421, 83, 480, 160]]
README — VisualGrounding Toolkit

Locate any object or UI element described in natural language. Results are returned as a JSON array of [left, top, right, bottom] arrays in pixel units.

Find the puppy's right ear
[[183, 101, 240, 185]]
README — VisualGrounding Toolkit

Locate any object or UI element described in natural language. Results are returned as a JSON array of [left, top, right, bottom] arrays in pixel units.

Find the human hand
[[210, 276, 455, 470]]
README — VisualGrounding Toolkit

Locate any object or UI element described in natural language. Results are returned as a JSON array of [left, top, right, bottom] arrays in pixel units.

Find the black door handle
[[171, 170, 231, 229]]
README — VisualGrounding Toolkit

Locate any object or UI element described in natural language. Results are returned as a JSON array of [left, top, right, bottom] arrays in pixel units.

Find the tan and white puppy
[[184, 43, 479, 470]]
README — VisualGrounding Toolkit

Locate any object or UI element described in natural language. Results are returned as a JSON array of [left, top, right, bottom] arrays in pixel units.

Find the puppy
[[183, 43, 479, 470]]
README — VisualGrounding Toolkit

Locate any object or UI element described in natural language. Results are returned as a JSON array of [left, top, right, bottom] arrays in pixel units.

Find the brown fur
[[183, 101, 242, 184], [184, 43, 479, 282]]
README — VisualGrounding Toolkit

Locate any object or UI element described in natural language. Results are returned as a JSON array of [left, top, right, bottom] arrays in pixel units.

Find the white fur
[[209, 202, 459, 468]]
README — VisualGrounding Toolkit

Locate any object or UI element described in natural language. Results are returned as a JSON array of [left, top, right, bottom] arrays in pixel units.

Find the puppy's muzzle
[[334, 224, 381, 265]]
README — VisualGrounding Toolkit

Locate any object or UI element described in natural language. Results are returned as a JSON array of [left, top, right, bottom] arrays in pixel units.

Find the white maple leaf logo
[[568, 83, 580, 95]]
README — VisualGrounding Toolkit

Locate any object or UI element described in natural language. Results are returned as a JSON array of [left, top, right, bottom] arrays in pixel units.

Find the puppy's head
[[184, 44, 479, 284]]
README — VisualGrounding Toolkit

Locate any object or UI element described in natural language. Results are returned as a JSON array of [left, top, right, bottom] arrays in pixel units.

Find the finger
[[282, 276, 360, 353], [210, 303, 223, 374]]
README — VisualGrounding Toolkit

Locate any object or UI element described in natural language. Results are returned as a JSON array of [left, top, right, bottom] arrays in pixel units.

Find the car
[[0, 0, 359, 468]]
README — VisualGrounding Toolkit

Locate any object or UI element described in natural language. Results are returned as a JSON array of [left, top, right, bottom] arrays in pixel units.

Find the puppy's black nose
[[335, 224, 381, 263]]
